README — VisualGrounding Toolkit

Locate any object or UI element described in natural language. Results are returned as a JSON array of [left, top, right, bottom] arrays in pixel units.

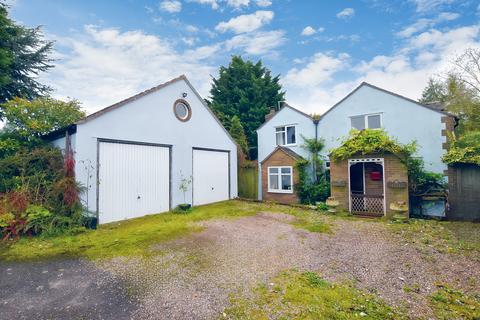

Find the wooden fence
[[238, 161, 258, 199], [447, 163, 480, 222]]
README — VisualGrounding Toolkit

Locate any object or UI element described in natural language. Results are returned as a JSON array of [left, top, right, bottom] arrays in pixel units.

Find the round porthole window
[[173, 99, 192, 122]]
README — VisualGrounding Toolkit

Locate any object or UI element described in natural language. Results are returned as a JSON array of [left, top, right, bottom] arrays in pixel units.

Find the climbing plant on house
[[330, 129, 446, 196]]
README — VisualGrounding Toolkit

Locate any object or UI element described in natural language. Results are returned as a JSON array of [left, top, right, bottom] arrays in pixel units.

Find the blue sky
[[8, 0, 480, 114]]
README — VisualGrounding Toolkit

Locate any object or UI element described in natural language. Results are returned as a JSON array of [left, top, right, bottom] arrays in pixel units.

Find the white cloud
[[409, 0, 455, 12], [336, 8, 355, 19], [225, 30, 286, 55], [215, 10, 274, 34], [181, 37, 198, 46], [284, 53, 350, 88], [42, 25, 217, 113], [189, 0, 219, 10], [159, 0, 182, 13], [255, 0, 272, 7], [396, 11, 460, 38], [301, 26, 316, 36], [283, 24, 480, 114], [185, 24, 199, 33], [184, 43, 221, 60], [226, 0, 249, 8]]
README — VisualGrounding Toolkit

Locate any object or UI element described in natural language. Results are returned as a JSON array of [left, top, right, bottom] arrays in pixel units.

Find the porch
[[329, 153, 409, 218]]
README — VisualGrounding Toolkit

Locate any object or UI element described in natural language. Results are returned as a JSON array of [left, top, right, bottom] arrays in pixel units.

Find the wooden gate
[[447, 163, 480, 221], [238, 161, 258, 199]]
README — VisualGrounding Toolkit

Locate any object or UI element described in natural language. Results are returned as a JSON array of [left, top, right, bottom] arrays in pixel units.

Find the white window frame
[[267, 166, 293, 194], [350, 113, 383, 130], [275, 125, 296, 146]]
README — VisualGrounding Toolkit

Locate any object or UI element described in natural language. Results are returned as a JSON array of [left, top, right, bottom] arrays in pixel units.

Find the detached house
[[257, 82, 456, 216]]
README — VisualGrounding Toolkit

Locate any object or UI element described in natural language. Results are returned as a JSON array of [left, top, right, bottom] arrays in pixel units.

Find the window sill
[[268, 189, 294, 194], [279, 144, 297, 147]]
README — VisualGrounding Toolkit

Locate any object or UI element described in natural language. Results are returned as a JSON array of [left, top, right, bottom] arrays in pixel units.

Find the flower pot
[[325, 197, 340, 213]]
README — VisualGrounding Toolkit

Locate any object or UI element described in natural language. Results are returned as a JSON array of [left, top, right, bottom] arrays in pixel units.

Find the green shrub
[[0, 146, 85, 240], [443, 131, 480, 165], [295, 159, 330, 205]]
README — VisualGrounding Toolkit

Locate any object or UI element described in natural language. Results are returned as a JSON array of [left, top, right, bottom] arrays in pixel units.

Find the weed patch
[[223, 270, 406, 319]]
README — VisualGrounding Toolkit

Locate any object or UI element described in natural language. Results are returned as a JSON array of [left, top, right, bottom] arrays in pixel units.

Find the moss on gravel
[[387, 218, 480, 257], [0, 200, 264, 261], [222, 270, 406, 319], [429, 284, 480, 320]]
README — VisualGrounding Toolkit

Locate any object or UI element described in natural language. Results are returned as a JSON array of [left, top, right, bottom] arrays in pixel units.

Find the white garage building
[[46, 75, 238, 224]]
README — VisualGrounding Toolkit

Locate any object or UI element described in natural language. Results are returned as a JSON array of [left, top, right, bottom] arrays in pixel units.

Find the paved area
[[0, 259, 138, 320]]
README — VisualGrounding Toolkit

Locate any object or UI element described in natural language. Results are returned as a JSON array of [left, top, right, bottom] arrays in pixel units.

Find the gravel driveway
[[2, 211, 479, 319]]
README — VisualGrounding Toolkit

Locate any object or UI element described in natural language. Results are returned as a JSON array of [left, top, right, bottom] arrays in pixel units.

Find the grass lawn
[[0, 199, 477, 262], [223, 270, 406, 320], [0, 200, 331, 261]]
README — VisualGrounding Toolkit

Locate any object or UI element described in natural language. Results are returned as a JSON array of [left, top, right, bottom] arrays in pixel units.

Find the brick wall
[[330, 159, 349, 210], [261, 149, 300, 204], [441, 115, 456, 175]]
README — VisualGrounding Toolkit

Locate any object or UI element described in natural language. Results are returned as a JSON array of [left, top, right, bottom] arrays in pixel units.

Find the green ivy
[[330, 129, 416, 162], [442, 131, 480, 165], [330, 129, 445, 196]]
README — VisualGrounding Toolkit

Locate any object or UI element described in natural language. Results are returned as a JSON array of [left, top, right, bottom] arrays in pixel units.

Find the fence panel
[[238, 165, 258, 199], [447, 164, 480, 221]]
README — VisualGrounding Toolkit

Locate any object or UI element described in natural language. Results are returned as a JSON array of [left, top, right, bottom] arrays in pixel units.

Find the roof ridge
[[77, 74, 187, 124]]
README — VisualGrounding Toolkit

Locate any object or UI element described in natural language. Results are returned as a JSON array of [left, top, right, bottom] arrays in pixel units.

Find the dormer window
[[276, 125, 296, 146], [351, 114, 382, 130]]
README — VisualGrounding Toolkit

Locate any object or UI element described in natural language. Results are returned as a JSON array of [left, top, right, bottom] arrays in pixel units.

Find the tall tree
[[419, 49, 480, 134], [0, 2, 53, 107], [1, 97, 85, 139], [0, 97, 84, 158], [419, 78, 446, 104], [209, 56, 285, 159], [229, 115, 249, 156]]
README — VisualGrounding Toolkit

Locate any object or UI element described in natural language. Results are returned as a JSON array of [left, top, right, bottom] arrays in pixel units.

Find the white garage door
[[193, 149, 230, 206], [98, 141, 170, 224]]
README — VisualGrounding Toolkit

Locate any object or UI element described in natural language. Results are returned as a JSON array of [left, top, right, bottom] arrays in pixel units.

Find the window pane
[[269, 167, 278, 174], [175, 103, 188, 119], [368, 115, 381, 128], [275, 127, 284, 132], [286, 126, 296, 144], [269, 175, 279, 190], [281, 174, 292, 190], [351, 116, 365, 130], [281, 167, 291, 174], [276, 132, 284, 145]]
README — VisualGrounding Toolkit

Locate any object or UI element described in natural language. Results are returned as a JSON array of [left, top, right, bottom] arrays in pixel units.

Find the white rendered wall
[[71, 79, 237, 214], [317, 85, 446, 173], [256, 107, 316, 200]]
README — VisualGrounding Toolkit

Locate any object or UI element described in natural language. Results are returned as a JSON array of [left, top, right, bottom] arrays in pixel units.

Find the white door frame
[[348, 157, 386, 216], [96, 138, 173, 221]]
